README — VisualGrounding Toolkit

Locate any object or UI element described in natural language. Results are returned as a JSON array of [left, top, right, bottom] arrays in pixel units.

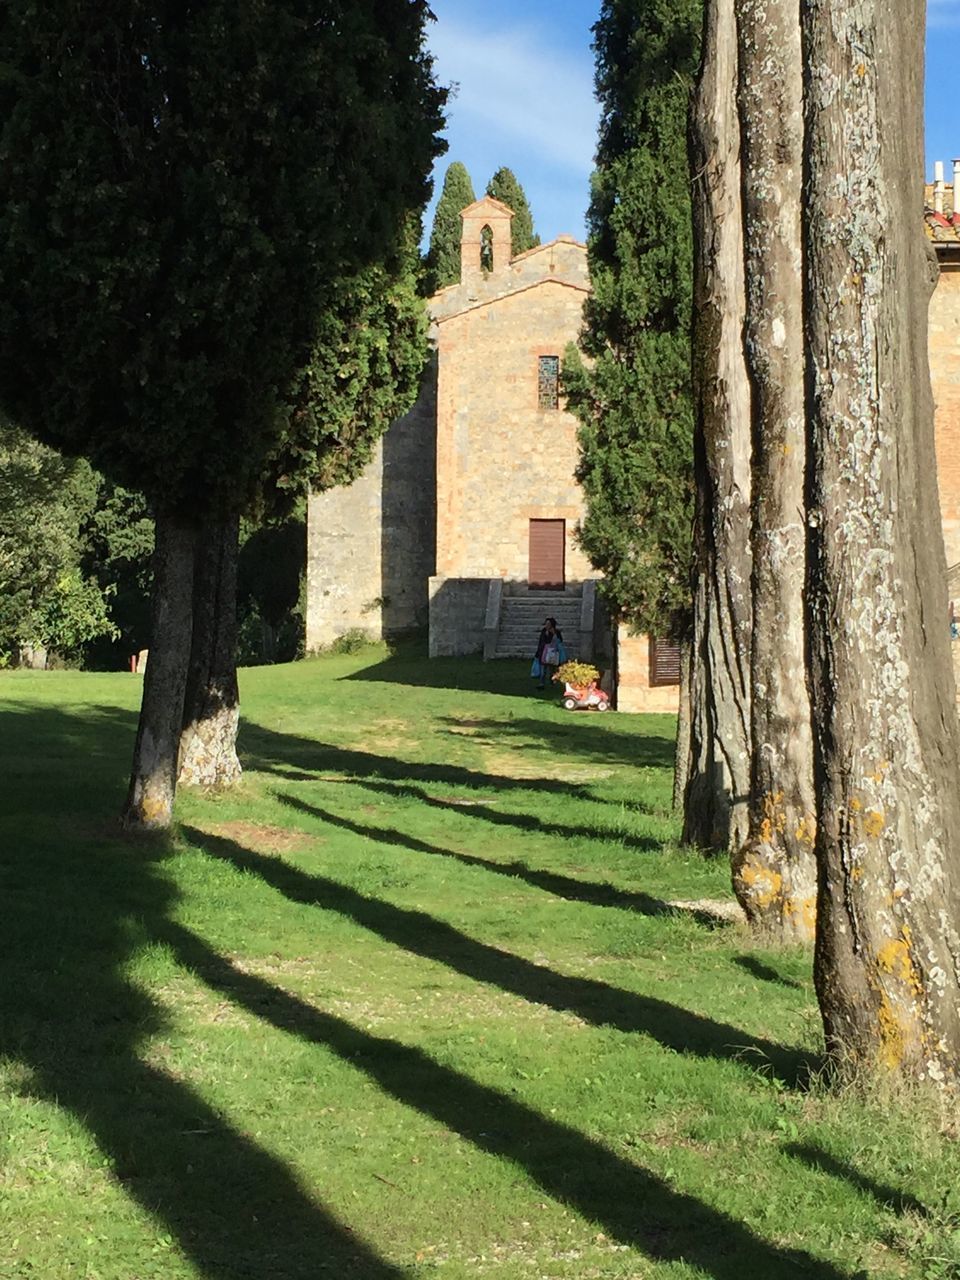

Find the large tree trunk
[[123, 513, 196, 830], [684, 0, 753, 854], [673, 634, 693, 811], [731, 0, 817, 938], [179, 513, 242, 788], [804, 0, 960, 1079]]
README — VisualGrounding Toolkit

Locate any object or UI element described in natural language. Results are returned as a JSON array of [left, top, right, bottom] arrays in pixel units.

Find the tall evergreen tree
[[178, 221, 431, 787], [424, 161, 476, 290], [564, 0, 701, 796], [0, 0, 444, 827], [486, 168, 540, 255]]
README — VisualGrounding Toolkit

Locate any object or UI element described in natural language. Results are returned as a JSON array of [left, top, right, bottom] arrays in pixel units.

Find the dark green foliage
[[81, 484, 154, 669], [0, 422, 114, 661], [566, 0, 701, 637], [424, 161, 476, 290], [486, 168, 541, 256], [267, 222, 429, 510], [0, 1, 445, 517], [237, 518, 306, 665]]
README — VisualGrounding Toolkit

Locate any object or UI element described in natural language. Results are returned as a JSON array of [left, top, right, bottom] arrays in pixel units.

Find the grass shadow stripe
[[162, 918, 851, 1280], [276, 792, 692, 919], [183, 822, 813, 1084]]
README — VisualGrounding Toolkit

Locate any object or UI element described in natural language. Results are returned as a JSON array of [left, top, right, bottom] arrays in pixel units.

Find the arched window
[[480, 224, 494, 273]]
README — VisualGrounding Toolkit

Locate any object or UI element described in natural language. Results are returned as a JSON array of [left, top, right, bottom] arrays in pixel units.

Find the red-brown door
[[529, 519, 565, 589]]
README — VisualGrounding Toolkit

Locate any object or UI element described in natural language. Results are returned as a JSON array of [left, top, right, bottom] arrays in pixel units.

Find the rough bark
[[731, 0, 817, 937], [179, 513, 242, 789], [123, 513, 196, 830], [684, 0, 753, 854], [673, 635, 693, 811], [804, 0, 960, 1080]]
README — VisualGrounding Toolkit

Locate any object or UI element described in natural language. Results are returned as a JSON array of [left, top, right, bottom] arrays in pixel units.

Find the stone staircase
[[493, 592, 584, 660]]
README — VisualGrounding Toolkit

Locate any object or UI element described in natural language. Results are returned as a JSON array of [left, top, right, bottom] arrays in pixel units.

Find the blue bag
[[531, 658, 542, 678], [556, 641, 567, 664]]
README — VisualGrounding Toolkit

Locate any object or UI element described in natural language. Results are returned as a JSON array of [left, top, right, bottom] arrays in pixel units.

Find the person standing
[[534, 616, 564, 690]]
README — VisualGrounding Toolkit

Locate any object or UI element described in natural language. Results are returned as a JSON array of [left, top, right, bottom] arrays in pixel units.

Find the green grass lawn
[[2, 643, 959, 1280]]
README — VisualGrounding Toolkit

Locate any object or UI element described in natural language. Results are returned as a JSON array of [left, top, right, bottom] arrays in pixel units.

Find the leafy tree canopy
[[486, 168, 540, 256], [0, 421, 115, 661], [0, 0, 445, 516], [265, 218, 429, 510], [424, 161, 476, 291], [566, 0, 701, 637]]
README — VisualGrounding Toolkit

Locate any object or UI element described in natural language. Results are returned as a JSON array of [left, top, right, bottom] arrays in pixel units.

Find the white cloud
[[428, 16, 598, 175]]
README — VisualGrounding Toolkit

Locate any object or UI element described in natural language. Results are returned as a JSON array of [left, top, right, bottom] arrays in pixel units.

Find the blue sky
[[425, 0, 960, 246]]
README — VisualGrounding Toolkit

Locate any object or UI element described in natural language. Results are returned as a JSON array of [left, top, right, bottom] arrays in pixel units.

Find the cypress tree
[[424, 162, 476, 290], [564, 0, 700, 802], [0, 0, 444, 826], [486, 168, 540, 255], [178, 220, 430, 787], [564, 0, 701, 671]]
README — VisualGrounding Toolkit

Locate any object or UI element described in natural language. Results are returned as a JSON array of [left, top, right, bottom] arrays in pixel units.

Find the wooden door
[[529, 519, 565, 590]]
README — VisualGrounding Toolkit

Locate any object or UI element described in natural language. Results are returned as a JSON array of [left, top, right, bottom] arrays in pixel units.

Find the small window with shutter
[[649, 636, 682, 687]]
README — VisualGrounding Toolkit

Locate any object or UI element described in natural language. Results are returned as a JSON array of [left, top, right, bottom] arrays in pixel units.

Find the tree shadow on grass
[[277, 791, 730, 928], [436, 715, 678, 771], [240, 719, 595, 799], [732, 956, 805, 991], [159, 909, 852, 1280], [339, 642, 536, 697], [183, 822, 811, 1084], [0, 702, 413, 1279], [783, 1144, 931, 1218], [321, 774, 667, 856]]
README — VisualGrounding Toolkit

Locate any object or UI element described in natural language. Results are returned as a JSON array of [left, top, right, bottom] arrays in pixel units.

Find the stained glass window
[[538, 355, 560, 410]]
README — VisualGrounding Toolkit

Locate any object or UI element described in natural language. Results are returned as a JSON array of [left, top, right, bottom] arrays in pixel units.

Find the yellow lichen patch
[[800, 895, 817, 934], [876, 926, 922, 994], [862, 809, 885, 838], [794, 814, 816, 846], [877, 991, 906, 1071], [737, 858, 784, 911], [140, 792, 168, 826], [758, 791, 786, 844], [849, 796, 863, 813], [781, 895, 817, 938]]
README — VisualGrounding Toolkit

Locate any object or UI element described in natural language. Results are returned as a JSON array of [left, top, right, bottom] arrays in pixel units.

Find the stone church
[[305, 195, 683, 711], [305, 179, 960, 711]]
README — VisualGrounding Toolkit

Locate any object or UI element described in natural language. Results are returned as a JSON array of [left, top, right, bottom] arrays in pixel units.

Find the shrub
[[554, 660, 600, 687]]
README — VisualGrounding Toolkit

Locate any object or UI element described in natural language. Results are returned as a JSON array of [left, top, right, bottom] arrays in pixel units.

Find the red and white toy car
[[560, 680, 610, 712]]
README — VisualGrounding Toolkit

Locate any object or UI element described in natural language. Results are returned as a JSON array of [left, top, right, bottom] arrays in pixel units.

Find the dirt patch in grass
[[203, 820, 317, 856], [483, 752, 615, 783], [669, 897, 745, 923]]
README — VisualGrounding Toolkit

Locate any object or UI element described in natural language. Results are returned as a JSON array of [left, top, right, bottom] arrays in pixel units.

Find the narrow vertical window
[[480, 224, 494, 273], [538, 355, 560, 410]]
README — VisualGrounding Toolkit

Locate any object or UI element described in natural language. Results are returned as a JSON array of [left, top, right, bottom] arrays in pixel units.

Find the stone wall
[[616, 632, 681, 715], [931, 258, 960, 570], [428, 576, 489, 656], [305, 359, 437, 650], [382, 356, 438, 635], [305, 452, 383, 651], [434, 279, 593, 584]]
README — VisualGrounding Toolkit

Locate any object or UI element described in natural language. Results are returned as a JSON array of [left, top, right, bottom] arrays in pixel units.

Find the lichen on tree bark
[[684, 0, 753, 856], [732, 0, 817, 938], [803, 0, 960, 1080], [179, 513, 242, 789], [123, 514, 196, 831]]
